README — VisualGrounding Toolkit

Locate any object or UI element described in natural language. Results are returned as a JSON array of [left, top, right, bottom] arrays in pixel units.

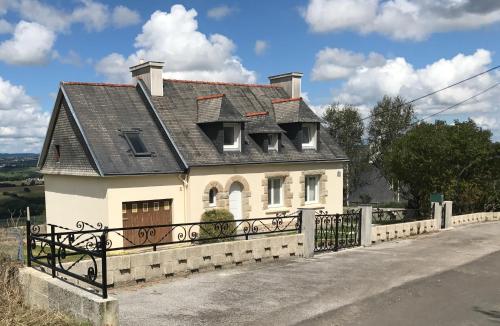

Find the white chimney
[[268, 72, 303, 98], [130, 61, 165, 97]]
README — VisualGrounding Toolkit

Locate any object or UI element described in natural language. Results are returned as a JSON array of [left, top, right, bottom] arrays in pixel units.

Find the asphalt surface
[[113, 222, 500, 326]]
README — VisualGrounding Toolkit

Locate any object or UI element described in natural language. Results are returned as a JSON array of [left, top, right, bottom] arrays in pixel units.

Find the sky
[[0, 0, 499, 153]]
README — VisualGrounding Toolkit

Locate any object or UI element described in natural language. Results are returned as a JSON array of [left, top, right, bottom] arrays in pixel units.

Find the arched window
[[209, 187, 218, 207]]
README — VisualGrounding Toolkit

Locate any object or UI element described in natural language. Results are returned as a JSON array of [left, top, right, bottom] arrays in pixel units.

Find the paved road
[[113, 222, 500, 325]]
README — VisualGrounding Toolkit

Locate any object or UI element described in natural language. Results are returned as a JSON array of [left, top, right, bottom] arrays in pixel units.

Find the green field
[[0, 166, 41, 181]]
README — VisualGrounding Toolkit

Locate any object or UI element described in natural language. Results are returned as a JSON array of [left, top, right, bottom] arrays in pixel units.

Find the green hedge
[[199, 209, 236, 243]]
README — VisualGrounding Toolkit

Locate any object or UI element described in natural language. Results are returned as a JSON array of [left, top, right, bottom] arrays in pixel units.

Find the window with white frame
[[154, 201, 160, 211], [305, 175, 319, 203], [302, 123, 317, 149], [131, 203, 138, 213], [268, 134, 278, 152], [267, 177, 283, 207], [142, 202, 148, 212], [122, 203, 127, 214], [223, 123, 241, 151], [209, 187, 218, 207]]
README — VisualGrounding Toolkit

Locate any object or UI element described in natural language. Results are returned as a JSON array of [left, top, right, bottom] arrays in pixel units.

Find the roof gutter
[[136, 79, 189, 171]]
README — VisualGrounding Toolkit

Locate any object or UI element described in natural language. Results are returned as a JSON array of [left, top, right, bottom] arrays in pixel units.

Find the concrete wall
[[451, 212, 500, 226], [67, 234, 304, 287], [371, 219, 438, 244], [19, 268, 118, 326]]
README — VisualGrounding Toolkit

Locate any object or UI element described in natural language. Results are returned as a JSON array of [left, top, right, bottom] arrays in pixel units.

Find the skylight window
[[123, 131, 150, 156]]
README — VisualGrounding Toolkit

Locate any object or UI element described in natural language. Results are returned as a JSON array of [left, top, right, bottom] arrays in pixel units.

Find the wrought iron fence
[[26, 212, 301, 298], [371, 209, 424, 225], [314, 210, 361, 252]]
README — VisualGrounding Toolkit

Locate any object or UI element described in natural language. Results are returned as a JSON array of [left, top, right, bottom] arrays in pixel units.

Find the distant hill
[[0, 153, 39, 157]]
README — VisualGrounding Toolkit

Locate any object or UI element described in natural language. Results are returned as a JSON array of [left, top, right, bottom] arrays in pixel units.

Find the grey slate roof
[[150, 79, 347, 166], [196, 95, 247, 123], [39, 78, 347, 176], [273, 98, 322, 124], [246, 114, 284, 134], [57, 83, 184, 175]]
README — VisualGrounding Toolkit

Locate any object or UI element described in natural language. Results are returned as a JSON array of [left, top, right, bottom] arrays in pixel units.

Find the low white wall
[[451, 212, 500, 226], [65, 234, 304, 287], [371, 219, 437, 244], [19, 268, 118, 326]]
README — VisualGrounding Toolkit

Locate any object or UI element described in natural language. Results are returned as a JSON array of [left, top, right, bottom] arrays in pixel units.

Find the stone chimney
[[268, 72, 303, 98], [130, 61, 165, 97]]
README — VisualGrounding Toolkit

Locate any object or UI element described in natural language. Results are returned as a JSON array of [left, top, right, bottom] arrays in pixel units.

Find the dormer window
[[223, 123, 241, 152], [123, 130, 150, 156], [302, 123, 317, 150], [268, 134, 278, 152]]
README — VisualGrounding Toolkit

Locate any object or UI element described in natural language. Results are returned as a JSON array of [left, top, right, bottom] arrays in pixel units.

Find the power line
[[418, 82, 500, 122], [360, 64, 500, 122], [361, 81, 500, 141]]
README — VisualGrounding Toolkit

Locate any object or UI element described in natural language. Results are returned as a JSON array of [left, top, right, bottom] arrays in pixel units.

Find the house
[[37, 61, 347, 234]]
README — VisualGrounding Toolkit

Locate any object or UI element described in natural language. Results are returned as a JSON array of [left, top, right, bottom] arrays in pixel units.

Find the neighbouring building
[[38, 61, 347, 234]]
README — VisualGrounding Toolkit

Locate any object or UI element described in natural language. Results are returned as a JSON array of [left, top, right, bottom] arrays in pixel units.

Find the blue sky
[[0, 0, 499, 152]]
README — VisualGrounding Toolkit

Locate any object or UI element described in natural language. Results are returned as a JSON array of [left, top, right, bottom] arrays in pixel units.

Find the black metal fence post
[[334, 214, 339, 251], [26, 218, 31, 267], [358, 209, 362, 246], [100, 227, 108, 299], [50, 224, 56, 278], [298, 211, 303, 234]]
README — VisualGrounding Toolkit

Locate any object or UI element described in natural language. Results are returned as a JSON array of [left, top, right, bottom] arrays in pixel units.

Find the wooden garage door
[[122, 199, 172, 247]]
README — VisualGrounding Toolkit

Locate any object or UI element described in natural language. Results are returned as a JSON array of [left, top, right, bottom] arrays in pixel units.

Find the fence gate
[[314, 210, 362, 252]]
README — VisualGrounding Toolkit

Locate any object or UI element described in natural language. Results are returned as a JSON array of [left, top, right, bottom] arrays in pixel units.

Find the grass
[[0, 254, 90, 326]]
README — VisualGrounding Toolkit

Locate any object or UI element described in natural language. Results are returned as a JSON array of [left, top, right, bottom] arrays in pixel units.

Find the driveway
[[113, 222, 500, 325]]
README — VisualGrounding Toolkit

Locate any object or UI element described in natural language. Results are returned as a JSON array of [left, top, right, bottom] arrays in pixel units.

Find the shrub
[[359, 194, 372, 204], [198, 209, 236, 243]]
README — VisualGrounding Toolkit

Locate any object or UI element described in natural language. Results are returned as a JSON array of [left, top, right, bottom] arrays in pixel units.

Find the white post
[[360, 205, 372, 247], [27, 206, 31, 221], [300, 208, 316, 258], [443, 201, 453, 229], [432, 202, 442, 229]]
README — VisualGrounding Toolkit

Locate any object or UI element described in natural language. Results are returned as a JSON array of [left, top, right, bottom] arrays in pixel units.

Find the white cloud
[[472, 115, 498, 130], [315, 48, 500, 122], [0, 21, 56, 65], [207, 5, 235, 20], [302, 0, 500, 41], [112, 5, 141, 28], [70, 0, 109, 32], [96, 4, 256, 84], [14, 0, 139, 32], [0, 76, 50, 153], [254, 40, 268, 56], [0, 19, 12, 34], [312, 48, 385, 80]]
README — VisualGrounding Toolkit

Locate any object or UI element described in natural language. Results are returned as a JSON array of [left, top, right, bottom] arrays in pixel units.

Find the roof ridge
[[62, 81, 135, 88], [164, 78, 281, 88], [271, 97, 302, 104], [245, 111, 269, 117], [196, 94, 225, 101]]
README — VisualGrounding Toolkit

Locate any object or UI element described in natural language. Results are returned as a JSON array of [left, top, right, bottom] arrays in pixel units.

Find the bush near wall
[[199, 209, 236, 243]]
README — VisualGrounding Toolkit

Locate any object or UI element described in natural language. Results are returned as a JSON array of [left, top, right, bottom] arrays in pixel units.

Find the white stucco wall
[[44, 174, 185, 229], [186, 162, 344, 222], [44, 162, 343, 229]]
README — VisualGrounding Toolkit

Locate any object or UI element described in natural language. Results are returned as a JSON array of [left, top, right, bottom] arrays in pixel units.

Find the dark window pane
[[124, 132, 149, 155], [224, 127, 234, 145], [302, 126, 310, 144]]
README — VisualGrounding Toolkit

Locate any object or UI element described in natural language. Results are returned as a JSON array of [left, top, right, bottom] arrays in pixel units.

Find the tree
[[322, 103, 368, 202], [384, 119, 497, 214], [368, 96, 416, 174]]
